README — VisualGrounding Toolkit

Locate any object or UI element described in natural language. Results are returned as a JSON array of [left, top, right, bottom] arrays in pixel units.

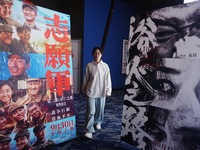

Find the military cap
[[26, 78, 40, 82], [22, 2, 37, 13], [33, 124, 46, 133], [0, 135, 11, 143], [0, 0, 13, 5], [7, 51, 30, 63], [0, 109, 5, 117], [0, 24, 13, 33], [8, 104, 24, 116], [14, 129, 30, 140]]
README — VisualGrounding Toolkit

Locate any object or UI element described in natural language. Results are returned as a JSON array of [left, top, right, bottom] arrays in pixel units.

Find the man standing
[[0, 0, 21, 26], [0, 24, 13, 52], [8, 104, 32, 133], [16, 78, 50, 105], [27, 102, 51, 126], [22, 1, 40, 30], [14, 129, 32, 150], [0, 135, 11, 150], [32, 124, 55, 150]]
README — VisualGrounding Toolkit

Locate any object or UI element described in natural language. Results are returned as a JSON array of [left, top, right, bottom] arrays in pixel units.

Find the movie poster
[[0, 0, 76, 149], [121, 1, 200, 150]]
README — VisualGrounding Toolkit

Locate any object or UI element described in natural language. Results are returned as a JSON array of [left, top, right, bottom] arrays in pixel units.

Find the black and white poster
[[121, 2, 200, 150]]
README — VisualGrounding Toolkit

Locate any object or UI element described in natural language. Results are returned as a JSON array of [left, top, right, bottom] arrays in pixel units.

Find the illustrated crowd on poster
[[0, 0, 76, 150], [121, 1, 200, 150]]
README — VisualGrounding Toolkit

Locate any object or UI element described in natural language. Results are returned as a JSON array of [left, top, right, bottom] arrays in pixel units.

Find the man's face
[[0, 116, 6, 130], [0, 31, 12, 45], [35, 128, 45, 139], [0, 141, 10, 150], [93, 49, 102, 61], [16, 136, 28, 150], [149, 58, 200, 149], [23, 7, 37, 22], [8, 55, 29, 77], [18, 29, 31, 44], [11, 107, 26, 122], [0, 84, 13, 105], [28, 104, 41, 118], [27, 80, 41, 96], [0, 2, 12, 18], [149, 3, 200, 58]]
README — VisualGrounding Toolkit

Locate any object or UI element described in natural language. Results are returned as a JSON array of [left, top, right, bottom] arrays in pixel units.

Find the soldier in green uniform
[[0, 0, 21, 26], [0, 24, 13, 52], [16, 78, 50, 105], [14, 129, 32, 150], [0, 135, 11, 150], [8, 104, 32, 133], [27, 102, 51, 126], [32, 124, 55, 150]]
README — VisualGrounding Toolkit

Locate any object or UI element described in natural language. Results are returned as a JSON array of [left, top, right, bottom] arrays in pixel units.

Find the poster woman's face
[[0, 84, 13, 105], [150, 58, 200, 149]]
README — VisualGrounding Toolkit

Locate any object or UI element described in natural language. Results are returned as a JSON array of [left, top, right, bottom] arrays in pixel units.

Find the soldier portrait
[[0, 0, 21, 26], [8, 104, 32, 133], [0, 135, 11, 150], [27, 102, 51, 126], [14, 129, 32, 150], [22, 1, 40, 30], [0, 24, 13, 52], [0, 80, 14, 108]]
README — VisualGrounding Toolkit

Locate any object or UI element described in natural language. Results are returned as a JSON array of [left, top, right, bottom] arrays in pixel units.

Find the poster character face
[[149, 2, 200, 58], [16, 136, 28, 150], [0, 116, 6, 130], [28, 104, 41, 118], [148, 58, 200, 149], [26, 80, 41, 96], [0, 31, 12, 45], [0, 141, 10, 150], [17, 29, 31, 44], [11, 107, 26, 122], [23, 7, 37, 22], [0, 2, 12, 18], [122, 2, 200, 150], [0, 84, 13, 105], [92, 49, 102, 61], [8, 55, 29, 77]]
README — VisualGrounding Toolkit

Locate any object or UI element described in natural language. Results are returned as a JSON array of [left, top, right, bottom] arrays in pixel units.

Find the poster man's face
[[0, 84, 13, 105], [93, 49, 102, 61], [11, 108, 26, 122], [149, 3, 200, 58], [8, 55, 29, 77], [27, 81, 41, 96], [0, 116, 6, 130], [35, 128, 45, 139], [0, 31, 12, 45], [0, 141, 10, 150], [18, 29, 31, 44], [28, 104, 41, 118], [149, 58, 200, 149], [23, 7, 37, 22], [0, 2, 12, 18], [16, 136, 28, 150]]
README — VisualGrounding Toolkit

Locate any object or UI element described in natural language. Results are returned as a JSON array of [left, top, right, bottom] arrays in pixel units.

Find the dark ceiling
[[121, 0, 184, 10]]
